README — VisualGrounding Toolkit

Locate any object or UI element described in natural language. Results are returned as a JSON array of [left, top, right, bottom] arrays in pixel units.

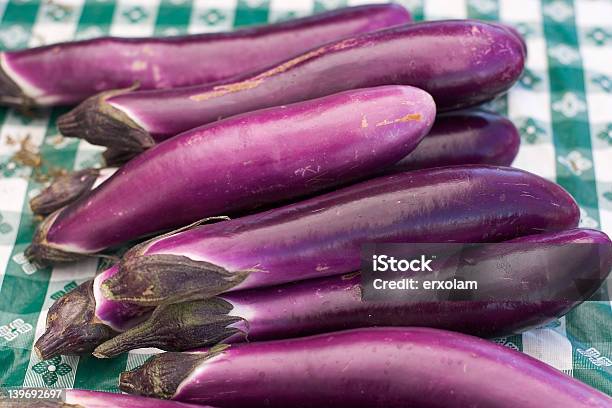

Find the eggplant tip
[[35, 280, 117, 359], [119, 352, 205, 399], [26, 211, 85, 265], [57, 88, 155, 152], [0, 60, 33, 109], [119, 365, 172, 399], [29, 168, 100, 216]]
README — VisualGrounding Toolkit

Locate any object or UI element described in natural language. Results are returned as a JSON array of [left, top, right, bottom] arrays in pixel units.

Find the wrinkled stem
[[25, 210, 87, 265], [29, 168, 100, 216], [57, 86, 154, 152], [0, 58, 34, 109], [120, 351, 212, 399], [94, 298, 243, 358], [101, 251, 250, 305], [34, 280, 118, 360]]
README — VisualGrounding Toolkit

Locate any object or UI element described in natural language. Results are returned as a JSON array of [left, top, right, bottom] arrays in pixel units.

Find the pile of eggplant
[[2, 4, 610, 408]]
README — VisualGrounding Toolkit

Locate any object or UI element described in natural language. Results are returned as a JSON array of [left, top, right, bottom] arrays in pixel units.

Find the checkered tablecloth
[[0, 0, 610, 395]]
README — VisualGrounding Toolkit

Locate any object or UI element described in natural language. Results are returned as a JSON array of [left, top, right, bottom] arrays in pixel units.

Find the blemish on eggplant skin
[[131, 60, 148, 71], [375, 113, 422, 127], [189, 40, 357, 102], [361, 116, 368, 128], [142, 45, 154, 56]]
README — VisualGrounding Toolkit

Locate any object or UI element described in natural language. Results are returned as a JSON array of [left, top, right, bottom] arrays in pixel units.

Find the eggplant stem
[[25, 210, 88, 265], [34, 280, 118, 360], [93, 298, 243, 358], [0, 59, 34, 109], [29, 168, 100, 216], [119, 350, 224, 399], [57, 86, 154, 152], [101, 253, 251, 305]]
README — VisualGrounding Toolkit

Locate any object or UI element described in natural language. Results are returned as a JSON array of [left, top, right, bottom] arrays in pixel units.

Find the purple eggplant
[[93, 228, 611, 358], [119, 327, 612, 407], [0, 389, 215, 408], [26, 85, 435, 264], [0, 4, 410, 108], [28, 109, 519, 216], [58, 19, 525, 152], [34, 165, 579, 360], [100, 165, 579, 306], [393, 109, 520, 171]]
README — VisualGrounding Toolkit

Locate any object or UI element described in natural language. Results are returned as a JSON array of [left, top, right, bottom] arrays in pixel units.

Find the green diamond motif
[[0, 222, 12, 234], [123, 6, 148, 24], [519, 118, 546, 144], [596, 124, 612, 145], [32, 356, 72, 386], [592, 74, 611, 93], [201, 9, 226, 26], [32, 356, 60, 374], [586, 27, 610, 46], [519, 69, 542, 89], [45, 4, 72, 22]]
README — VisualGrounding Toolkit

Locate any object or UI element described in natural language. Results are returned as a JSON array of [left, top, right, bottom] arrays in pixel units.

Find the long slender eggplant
[[100, 165, 579, 306], [0, 4, 410, 108], [119, 327, 612, 407], [26, 85, 435, 264], [28, 109, 519, 216], [93, 228, 611, 358], [0, 389, 215, 408], [58, 20, 525, 152]]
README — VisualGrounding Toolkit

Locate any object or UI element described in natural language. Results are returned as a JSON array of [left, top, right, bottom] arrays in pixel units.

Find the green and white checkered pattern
[[0, 0, 610, 395]]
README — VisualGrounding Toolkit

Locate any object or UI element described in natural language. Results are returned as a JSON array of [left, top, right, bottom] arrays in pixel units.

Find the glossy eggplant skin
[[0, 4, 410, 107], [33, 165, 580, 360], [28, 85, 435, 262], [193, 229, 612, 340], [58, 19, 525, 151], [98, 165, 580, 306], [91, 228, 611, 358], [28, 109, 519, 216], [393, 110, 520, 171], [118, 328, 612, 408]]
